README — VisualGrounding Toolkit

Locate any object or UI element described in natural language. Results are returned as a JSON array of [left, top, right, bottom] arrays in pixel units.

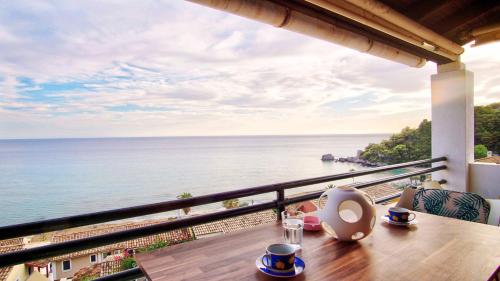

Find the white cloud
[[0, 1, 498, 138]]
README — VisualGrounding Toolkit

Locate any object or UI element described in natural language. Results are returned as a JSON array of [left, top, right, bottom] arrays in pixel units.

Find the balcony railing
[[0, 157, 446, 281]]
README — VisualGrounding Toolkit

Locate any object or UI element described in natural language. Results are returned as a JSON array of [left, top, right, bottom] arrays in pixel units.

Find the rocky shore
[[321, 151, 383, 167]]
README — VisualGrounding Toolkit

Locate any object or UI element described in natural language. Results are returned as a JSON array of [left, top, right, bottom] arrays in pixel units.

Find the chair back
[[413, 189, 490, 224], [486, 199, 500, 226]]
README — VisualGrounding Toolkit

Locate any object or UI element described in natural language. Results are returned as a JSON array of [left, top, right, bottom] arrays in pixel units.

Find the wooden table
[[136, 205, 500, 281]]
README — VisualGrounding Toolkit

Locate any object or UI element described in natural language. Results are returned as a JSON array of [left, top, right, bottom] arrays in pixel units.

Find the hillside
[[360, 102, 499, 165]]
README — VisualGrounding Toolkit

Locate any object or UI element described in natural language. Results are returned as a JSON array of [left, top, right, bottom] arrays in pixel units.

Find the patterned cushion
[[413, 189, 491, 224]]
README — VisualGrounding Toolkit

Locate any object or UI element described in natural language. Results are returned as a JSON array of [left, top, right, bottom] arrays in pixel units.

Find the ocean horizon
[[0, 133, 392, 141], [0, 134, 390, 226]]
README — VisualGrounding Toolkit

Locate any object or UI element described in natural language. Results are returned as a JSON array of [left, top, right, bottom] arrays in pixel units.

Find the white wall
[[469, 162, 500, 199], [431, 61, 474, 192]]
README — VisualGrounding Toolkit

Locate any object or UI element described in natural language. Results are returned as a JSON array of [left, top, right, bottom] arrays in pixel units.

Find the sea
[[0, 134, 391, 226]]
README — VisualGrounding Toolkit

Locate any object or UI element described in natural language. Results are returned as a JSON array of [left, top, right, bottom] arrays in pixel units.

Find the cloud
[[0, 1, 498, 138]]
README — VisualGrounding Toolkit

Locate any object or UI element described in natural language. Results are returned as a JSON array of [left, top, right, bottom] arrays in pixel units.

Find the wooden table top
[[136, 205, 500, 281]]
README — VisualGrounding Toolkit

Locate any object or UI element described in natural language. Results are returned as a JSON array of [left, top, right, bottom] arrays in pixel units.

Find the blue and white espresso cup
[[262, 244, 296, 272], [388, 207, 416, 223]]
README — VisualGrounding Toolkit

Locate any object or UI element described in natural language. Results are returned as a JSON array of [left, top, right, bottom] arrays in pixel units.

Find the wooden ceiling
[[270, 0, 499, 64], [379, 0, 500, 45]]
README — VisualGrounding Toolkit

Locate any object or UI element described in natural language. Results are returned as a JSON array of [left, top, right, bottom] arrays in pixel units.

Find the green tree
[[475, 103, 500, 154], [360, 119, 431, 165], [176, 192, 193, 215], [419, 175, 427, 183], [474, 144, 488, 159], [121, 257, 137, 270], [360, 104, 498, 164], [137, 240, 169, 253], [360, 103, 498, 165], [222, 199, 240, 209], [81, 275, 99, 281]]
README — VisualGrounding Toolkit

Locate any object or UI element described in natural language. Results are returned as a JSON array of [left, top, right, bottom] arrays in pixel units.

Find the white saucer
[[256, 254, 305, 278], [381, 215, 417, 226]]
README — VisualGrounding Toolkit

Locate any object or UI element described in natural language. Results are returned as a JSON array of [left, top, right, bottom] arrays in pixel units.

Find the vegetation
[[409, 175, 428, 185], [116, 238, 194, 274], [80, 275, 99, 281], [146, 240, 169, 251], [73, 263, 100, 281], [121, 257, 137, 270], [360, 103, 499, 164], [137, 240, 169, 253], [222, 198, 240, 209], [360, 119, 431, 165], [475, 102, 499, 154], [474, 144, 488, 159], [176, 192, 193, 215]]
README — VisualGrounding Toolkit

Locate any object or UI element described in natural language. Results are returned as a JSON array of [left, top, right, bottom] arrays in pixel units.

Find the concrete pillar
[[431, 60, 474, 192]]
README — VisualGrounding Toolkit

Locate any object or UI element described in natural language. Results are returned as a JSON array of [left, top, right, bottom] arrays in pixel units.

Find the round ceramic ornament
[[317, 186, 376, 241]]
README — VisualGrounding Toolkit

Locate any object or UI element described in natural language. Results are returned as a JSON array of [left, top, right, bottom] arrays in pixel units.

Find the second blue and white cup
[[262, 243, 296, 272], [388, 207, 416, 223]]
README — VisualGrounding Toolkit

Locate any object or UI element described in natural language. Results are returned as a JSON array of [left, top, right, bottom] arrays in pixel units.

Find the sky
[[0, 1, 499, 139]]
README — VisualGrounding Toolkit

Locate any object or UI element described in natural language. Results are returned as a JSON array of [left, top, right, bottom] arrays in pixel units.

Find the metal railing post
[[276, 190, 285, 221]]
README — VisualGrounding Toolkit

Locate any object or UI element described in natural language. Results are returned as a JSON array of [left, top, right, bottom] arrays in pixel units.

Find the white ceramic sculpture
[[317, 186, 376, 241]]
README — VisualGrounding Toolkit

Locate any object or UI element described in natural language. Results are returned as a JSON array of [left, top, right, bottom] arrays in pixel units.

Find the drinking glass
[[281, 210, 304, 249]]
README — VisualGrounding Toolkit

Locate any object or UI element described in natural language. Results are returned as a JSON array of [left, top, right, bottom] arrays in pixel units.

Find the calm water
[[0, 135, 389, 226]]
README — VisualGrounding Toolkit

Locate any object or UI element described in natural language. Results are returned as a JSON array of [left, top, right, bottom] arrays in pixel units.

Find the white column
[[431, 60, 474, 192]]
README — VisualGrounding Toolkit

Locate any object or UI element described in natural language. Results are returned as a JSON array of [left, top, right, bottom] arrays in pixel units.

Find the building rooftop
[[25, 261, 49, 268], [49, 221, 194, 261], [0, 245, 24, 255], [0, 267, 12, 281], [100, 259, 122, 278], [0, 245, 23, 281], [476, 156, 500, 164], [361, 183, 401, 199], [193, 210, 277, 238], [72, 263, 101, 281], [0, 238, 23, 247], [73, 258, 123, 281]]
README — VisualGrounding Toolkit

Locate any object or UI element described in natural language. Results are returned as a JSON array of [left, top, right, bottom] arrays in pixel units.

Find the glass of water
[[281, 210, 305, 249]]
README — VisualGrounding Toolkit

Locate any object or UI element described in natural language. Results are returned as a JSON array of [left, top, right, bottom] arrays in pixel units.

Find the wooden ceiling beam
[[432, 1, 499, 38], [458, 12, 500, 44], [403, 0, 449, 22], [416, 0, 472, 26], [374, 0, 500, 46], [377, 0, 416, 11], [270, 0, 453, 64]]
